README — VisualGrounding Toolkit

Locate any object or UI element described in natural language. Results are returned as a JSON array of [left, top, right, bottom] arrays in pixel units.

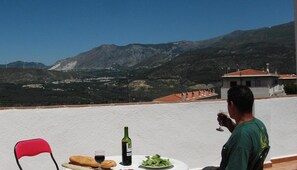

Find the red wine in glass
[[94, 150, 105, 163], [216, 113, 227, 132], [95, 155, 105, 163]]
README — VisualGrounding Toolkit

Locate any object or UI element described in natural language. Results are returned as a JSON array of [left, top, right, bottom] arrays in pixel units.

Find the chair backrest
[[14, 138, 59, 170], [253, 146, 270, 170]]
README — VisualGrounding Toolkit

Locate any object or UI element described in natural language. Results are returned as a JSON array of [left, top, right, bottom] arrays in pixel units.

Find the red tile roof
[[279, 74, 297, 80], [153, 90, 218, 102], [153, 94, 182, 102], [223, 69, 278, 77]]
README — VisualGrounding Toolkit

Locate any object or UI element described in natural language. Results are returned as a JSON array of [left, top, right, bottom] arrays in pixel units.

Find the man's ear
[[229, 101, 236, 110]]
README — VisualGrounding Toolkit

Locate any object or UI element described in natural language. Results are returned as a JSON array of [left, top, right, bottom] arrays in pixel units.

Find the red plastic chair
[[14, 138, 59, 170]]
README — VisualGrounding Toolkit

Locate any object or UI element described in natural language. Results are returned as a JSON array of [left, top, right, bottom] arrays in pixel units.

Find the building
[[221, 69, 285, 99], [279, 74, 297, 85]]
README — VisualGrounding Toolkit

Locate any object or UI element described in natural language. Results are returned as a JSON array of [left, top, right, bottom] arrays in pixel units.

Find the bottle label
[[126, 143, 132, 156]]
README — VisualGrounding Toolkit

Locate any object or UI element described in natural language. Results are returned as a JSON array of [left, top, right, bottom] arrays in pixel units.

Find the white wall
[[258, 97, 297, 158], [0, 96, 296, 170], [221, 87, 271, 99], [252, 87, 271, 97]]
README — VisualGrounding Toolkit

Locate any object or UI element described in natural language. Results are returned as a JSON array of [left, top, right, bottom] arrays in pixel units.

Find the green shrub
[[284, 83, 297, 94]]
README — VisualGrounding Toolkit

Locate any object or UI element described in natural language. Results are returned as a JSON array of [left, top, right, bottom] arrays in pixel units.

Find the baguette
[[69, 155, 100, 168], [101, 160, 117, 169]]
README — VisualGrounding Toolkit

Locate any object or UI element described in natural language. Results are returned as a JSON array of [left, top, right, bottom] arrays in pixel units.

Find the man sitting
[[203, 86, 269, 170]]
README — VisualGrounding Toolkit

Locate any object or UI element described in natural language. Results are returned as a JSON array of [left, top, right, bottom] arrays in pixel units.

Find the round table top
[[105, 155, 189, 170]]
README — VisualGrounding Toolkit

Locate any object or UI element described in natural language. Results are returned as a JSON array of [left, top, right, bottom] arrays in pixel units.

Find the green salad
[[142, 154, 172, 167]]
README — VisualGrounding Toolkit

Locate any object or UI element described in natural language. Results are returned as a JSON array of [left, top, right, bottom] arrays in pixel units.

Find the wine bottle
[[121, 126, 132, 165]]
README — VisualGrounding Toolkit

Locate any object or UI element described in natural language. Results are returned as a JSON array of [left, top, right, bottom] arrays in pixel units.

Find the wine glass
[[94, 150, 105, 164], [216, 110, 227, 132]]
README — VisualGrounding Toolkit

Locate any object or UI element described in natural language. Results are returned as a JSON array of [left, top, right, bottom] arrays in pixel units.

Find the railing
[[0, 96, 297, 169]]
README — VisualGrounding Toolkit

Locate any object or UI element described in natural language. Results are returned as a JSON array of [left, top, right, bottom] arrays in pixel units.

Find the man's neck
[[236, 112, 254, 125]]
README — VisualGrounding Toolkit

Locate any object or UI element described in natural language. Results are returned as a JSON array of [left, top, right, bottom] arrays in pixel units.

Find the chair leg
[[51, 153, 60, 170], [15, 159, 23, 170], [14, 149, 23, 170]]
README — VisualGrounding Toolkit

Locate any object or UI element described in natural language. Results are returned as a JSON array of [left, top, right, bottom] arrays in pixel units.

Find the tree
[[284, 83, 297, 94]]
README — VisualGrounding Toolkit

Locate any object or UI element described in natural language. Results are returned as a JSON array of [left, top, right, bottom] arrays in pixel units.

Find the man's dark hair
[[227, 85, 254, 114]]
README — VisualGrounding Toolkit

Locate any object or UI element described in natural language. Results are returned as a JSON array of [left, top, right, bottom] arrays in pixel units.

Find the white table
[[63, 155, 189, 170], [105, 155, 189, 170]]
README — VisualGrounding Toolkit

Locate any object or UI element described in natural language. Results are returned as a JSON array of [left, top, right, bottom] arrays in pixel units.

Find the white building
[[221, 69, 285, 99]]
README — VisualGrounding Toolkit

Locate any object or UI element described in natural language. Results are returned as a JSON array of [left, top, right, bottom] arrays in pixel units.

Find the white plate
[[140, 159, 174, 169], [139, 164, 174, 169]]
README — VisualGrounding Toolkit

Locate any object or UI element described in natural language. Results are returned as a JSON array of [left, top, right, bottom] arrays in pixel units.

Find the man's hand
[[217, 112, 235, 132]]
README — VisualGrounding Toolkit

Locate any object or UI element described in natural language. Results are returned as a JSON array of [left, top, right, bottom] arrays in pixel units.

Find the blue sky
[[0, 0, 294, 65]]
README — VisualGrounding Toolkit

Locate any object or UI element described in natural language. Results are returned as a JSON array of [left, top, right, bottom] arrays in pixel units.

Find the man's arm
[[225, 118, 236, 132], [217, 113, 236, 132]]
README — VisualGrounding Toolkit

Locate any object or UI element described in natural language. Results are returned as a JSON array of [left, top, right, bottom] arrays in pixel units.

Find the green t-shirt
[[219, 118, 269, 170]]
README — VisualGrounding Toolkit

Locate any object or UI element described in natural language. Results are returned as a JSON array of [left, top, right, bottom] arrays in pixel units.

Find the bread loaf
[[101, 160, 117, 169], [69, 155, 99, 168]]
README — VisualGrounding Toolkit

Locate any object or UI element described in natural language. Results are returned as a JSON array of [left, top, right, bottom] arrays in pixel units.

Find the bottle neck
[[124, 127, 129, 137]]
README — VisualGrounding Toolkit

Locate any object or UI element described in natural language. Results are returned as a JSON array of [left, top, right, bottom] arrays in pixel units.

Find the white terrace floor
[[0, 95, 297, 169]]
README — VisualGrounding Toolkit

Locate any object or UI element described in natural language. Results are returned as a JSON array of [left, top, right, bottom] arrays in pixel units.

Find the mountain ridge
[[49, 21, 295, 73], [0, 61, 47, 69], [49, 41, 206, 71], [1, 21, 294, 84]]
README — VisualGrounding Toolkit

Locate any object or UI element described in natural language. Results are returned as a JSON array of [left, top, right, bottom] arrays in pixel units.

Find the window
[[230, 81, 237, 87], [255, 80, 261, 87], [246, 81, 251, 87]]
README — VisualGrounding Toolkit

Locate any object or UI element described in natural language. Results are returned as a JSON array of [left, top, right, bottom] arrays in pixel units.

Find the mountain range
[[0, 21, 296, 106], [145, 22, 295, 82], [48, 41, 215, 71], [48, 22, 295, 82], [1, 21, 295, 84], [0, 61, 47, 69]]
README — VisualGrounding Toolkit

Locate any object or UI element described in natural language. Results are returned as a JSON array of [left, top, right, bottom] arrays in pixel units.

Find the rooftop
[[153, 90, 218, 102], [279, 74, 297, 80], [0, 95, 297, 169], [222, 69, 278, 77]]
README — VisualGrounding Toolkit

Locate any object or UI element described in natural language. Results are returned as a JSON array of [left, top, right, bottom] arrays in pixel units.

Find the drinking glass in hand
[[94, 150, 105, 164], [216, 112, 228, 132]]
